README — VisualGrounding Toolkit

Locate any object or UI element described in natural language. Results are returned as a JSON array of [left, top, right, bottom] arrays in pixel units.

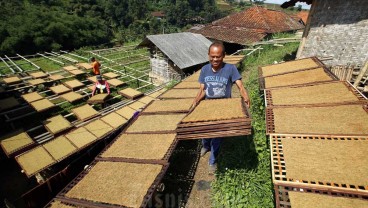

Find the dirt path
[[185, 153, 215, 208]]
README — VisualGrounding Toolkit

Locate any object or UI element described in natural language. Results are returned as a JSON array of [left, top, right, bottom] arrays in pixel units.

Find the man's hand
[[190, 100, 197, 112], [243, 98, 250, 108]]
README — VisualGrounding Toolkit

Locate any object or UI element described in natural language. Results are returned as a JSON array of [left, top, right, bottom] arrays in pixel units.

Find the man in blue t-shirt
[[192, 42, 250, 174]]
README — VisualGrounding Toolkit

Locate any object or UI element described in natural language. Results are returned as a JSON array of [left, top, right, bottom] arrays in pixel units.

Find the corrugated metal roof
[[140, 32, 211, 69], [213, 6, 304, 33], [189, 25, 267, 45]]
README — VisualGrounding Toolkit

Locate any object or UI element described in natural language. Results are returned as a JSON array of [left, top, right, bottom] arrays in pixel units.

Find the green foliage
[[0, 0, 224, 55], [211, 42, 299, 207]]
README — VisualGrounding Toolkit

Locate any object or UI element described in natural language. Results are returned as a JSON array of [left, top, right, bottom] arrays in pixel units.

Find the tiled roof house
[[189, 6, 304, 45]]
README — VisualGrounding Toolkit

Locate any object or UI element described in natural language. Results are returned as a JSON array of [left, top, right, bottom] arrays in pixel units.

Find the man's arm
[[105, 81, 110, 95], [191, 83, 205, 109], [235, 79, 250, 107], [92, 83, 97, 96]]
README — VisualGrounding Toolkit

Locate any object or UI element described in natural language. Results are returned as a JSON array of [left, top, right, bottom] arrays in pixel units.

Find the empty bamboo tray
[[259, 57, 322, 77], [270, 134, 368, 195], [265, 81, 367, 107], [103, 72, 119, 79], [63, 65, 78, 71], [274, 185, 368, 208], [177, 98, 252, 140], [48, 74, 64, 81], [28, 78, 46, 86], [57, 160, 168, 208], [68, 69, 86, 76], [260, 67, 337, 89], [266, 104, 368, 135]]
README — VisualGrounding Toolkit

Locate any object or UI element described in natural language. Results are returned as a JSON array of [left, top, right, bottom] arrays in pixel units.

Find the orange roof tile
[[212, 6, 304, 33]]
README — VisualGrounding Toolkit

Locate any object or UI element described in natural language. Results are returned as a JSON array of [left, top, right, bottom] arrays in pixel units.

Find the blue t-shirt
[[199, 63, 242, 99]]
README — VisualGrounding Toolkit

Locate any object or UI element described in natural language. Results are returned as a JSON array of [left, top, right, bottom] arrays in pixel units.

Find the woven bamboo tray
[[223, 55, 246, 65], [115, 106, 136, 120], [50, 85, 72, 95], [43, 115, 73, 135], [64, 80, 85, 90], [71, 104, 98, 121], [87, 76, 97, 83], [48, 74, 64, 81], [259, 67, 338, 90], [60, 92, 84, 103], [137, 96, 155, 104], [270, 134, 368, 195], [45, 199, 78, 208], [63, 65, 78, 71], [141, 98, 193, 115], [266, 104, 368, 135], [0, 131, 35, 157], [30, 99, 55, 112], [29, 71, 48, 79], [15, 146, 57, 177], [64, 127, 98, 149], [42, 136, 78, 162], [177, 98, 252, 140], [76, 63, 92, 70], [173, 81, 199, 89], [69, 69, 86, 76], [183, 71, 200, 82], [119, 88, 143, 100], [87, 94, 109, 104], [274, 185, 368, 208], [57, 160, 169, 208], [28, 78, 46, 86], [127, 101, 145, 111], [100, 112, 128, 129], [159, 89, 198, 99], [99, 133, 177, 161], [103, 72, 119, 79], [45, 199, 77, 208], [147, 89, 166, 98], [108, 78, 125, 87], [0, 97, 20, 111], [84, 119, 113, 139], [259, 57, 323, 78], [3, 76, 21, 84], [21, 92, 43, 103], [265, 81, 367, 107], [125, 114, 186, 134]]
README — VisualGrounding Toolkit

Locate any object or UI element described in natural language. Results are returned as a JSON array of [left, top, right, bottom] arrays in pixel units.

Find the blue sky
[[264, 0, 311, 9]]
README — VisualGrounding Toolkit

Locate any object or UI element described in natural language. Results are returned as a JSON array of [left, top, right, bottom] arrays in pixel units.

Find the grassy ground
[[211, 43, 299, 207]]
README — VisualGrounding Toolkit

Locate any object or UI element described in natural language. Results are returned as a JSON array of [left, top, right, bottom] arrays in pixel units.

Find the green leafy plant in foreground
[[211, 43, 299, 207]]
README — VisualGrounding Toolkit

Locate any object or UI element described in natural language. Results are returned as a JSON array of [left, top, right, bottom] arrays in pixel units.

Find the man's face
[[208, 46, 224, 70]]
